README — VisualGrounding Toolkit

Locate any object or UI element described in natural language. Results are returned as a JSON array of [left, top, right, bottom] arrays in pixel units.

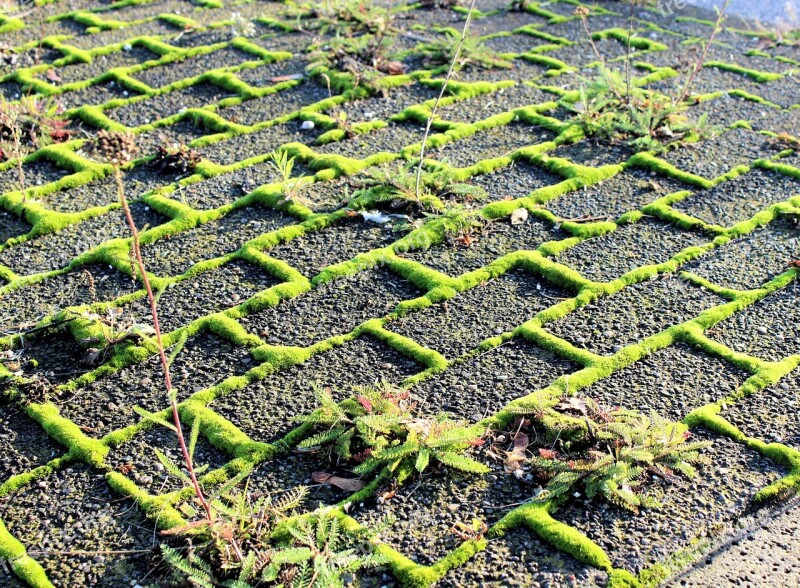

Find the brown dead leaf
[[312, 472, 365, 492], [504, 431, 528, 473], [45, 69, 62, 84]]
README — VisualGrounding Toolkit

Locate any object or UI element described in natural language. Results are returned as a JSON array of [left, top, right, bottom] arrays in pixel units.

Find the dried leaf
[[271, 73, 305, 82], [556, 396, 587, 415], [312, 471, 365, 492], [45, 69, 62, 84], [504, 431, 528, 473], [510, 208, 529, 225]]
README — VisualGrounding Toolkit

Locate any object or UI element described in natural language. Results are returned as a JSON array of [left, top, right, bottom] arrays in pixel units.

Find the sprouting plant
[[294, 0, 395, 36], [161, 483, 388, 588], [150, 142, 202, 176], [0, 95, 70, 193], [73, 306, 156, 366], [351, 162, 487, 216], [267, 149, 308, 205], [307, 33, 405, 94], [565, 1, 730, 153], [298, 383, 489, 476], [230, 11, 257, 38], [523, 396, 711, 512], [85, 130, 213, 521], [420, 30, 514, 71]]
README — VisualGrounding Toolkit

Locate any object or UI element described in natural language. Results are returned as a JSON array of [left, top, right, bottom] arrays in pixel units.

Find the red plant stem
[[113, 166, 213, 522]]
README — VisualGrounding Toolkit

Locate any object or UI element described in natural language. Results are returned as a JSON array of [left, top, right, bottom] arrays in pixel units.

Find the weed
[[267, 149, 309, 206], [86, 130, 213, 521], [519, 396, 711, 512], [565, 1, 730, 153], [0, 95, 69, 193], [298, 383, 490, 476], [353, 160, 486, 217], [419, 30, 514, 71], [308, 33, 405, 93], [292, 0, 394, 36]]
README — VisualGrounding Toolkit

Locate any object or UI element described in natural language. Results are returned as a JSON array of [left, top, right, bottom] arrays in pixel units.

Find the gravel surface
[[140, 204, 294, 277], [555, 218, 709, 283], [388, 268, 571, 359], [673, 168, 800, 229], [55, 332, 254, 436], [684, 215, 800, 290], [0, 202, 168, 277], [545, 276, 725, 355], [580, 341, 750, 421], [240, 267, 425, 347], [403, 216, 566, 276], [412, 335, 580, 419], [545, 169, 690, 221], [706, 282, 800, 362], [210, 334, 422, 443]]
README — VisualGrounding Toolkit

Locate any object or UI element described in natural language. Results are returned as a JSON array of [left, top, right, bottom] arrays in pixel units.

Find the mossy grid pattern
[[0, 0, 800, 586]]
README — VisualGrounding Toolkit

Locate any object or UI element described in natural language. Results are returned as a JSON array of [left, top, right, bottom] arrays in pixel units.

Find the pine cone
[[88, 130, 138, 165]]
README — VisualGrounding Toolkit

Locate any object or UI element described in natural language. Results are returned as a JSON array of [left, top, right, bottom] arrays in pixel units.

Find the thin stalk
[[624, 0, 635, 116], [576, 10, 625, 104], [113, 166, 213, 522], [414, 0, 478, 201], [673, 0, 731, 106]]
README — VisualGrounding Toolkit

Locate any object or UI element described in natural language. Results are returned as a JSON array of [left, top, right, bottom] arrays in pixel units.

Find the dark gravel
[[662, 128, 771, 180], [140, 203, 294, 277], [209, 334, 423, 443], [388, 268, 571, 360], [673, 168, 800, 228], [198, 123, 324, 166], [0, 263, 135, 329], [0, 463, 158, 587], [239, 267, 425, 347], [683, 215, 800, 290], [544, 276, 725, 356], [55, 332, 254, 437], [469, 159, 563, 203], [402, 216, 567, 276], [429, 122, 557, 169], [723, 370, 800, 447], [581, 341, 750, 421], [706, 282, 800, 363], [411, 336, 580, 420], [105, 83, 234, 129], [555, 218, 710, 283], [0, 202, 169, 277], [0, 209, 31, 245], [0, 401, 64, 482], [265, 217, 397, 280], [156, 258, 282, 333], [545, 168, 691, 221]]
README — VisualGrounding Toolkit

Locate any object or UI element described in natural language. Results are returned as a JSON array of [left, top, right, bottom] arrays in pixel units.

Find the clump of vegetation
[[765, 131, 800, 152], [351, 161, 487, 215], [513, 396, 711, 512], [419, 31, 514, 71], [0, 95, 70, 192], [294, 0, 395, 36], [150, 142, 203, 176], [267, 149, 309, 206], [161, 475, 387, 588], [564, 2, 730, 153], [298, 383, 490, 476]]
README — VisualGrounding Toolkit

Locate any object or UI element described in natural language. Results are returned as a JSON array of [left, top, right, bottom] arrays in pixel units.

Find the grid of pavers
[[1, 0, 799, 586]]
